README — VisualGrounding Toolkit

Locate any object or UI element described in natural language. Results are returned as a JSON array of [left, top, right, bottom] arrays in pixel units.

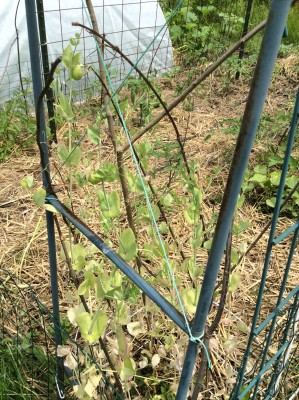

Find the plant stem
[[191, 226, 232, 400]]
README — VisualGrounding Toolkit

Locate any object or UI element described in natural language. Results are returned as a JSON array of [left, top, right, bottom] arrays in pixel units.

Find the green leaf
[[116, 329, 128, 357], [162, 193, 174, 207], [70, 38, 78, 46], [72, 52, 82, 66], [203, 239, 212, 250], [230, 248, 239, 265], [170, 25, 183, 39], [184, 206, 197, 225], [229, 272, 240, 292], [137, 141, 152, 158], [44, 204, 58, 213], [89, 311, 108, 343], [120, 357, 136, 380], [76, 310, 107, 344], [77, 280, 90, 296], [97, 190, 121, 218], [87, 125, 101, 144], [249, 173, 268, 184], [266, 197, 276, 208], [72, 243, 87, 271], [286, 175, 297, 189], [181, 287, 200, 314], [32, 187, 46, 207], [57, 94, 74, 121], [237, 321, 248, 334], [253, 165, 267, 174], [62, 45, 73, 68], [268, 155, 283, 167], [116, 302, 130, 325], [21, 175, 34, 189], [57, 144, 82, 167], [197, 5, 215, 15], [240, 385, 250, 400], [119, 228, 137, 261], [269, 170, 281, 186], [159, 221, 168, 234], [96, 163, 119, 183], [233, 220, 250, 235], [77, 271, 95, 296]]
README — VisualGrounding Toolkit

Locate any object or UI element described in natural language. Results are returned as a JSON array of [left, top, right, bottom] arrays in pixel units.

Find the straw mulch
[[0, 52, 298, 397]]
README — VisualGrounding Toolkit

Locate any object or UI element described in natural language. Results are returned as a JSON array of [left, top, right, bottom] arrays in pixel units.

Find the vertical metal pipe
[[235, 0, 254, 80], [176, 1, 292, 399], [36, 0, 57, 143], [24, 0, 64, 396]]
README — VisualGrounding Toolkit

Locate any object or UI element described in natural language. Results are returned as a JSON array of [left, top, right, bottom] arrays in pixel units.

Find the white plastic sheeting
[[0, 0, 173, 102]]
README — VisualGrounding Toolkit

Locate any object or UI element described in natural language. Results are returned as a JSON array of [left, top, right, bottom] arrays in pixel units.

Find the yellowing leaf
[[181, 287, 200, 314], [84, 374, 102, 397], [151, 354, 160, 368], [139, 357, 148, 369], [127, 321, 142, 337], [57, 345, 71, 357], [44, 204, 58, 213], [237, 321, 248, 334], [64, 353, 78, 370]]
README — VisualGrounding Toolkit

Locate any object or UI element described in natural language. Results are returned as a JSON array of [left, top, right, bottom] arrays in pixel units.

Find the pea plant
[[24, 14, 253, 396]]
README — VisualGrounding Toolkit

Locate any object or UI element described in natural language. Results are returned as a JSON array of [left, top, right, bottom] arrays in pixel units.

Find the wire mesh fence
[[231, 88, 299, 400], [0, 0, 270, 104], [0, 268, 124, 399]]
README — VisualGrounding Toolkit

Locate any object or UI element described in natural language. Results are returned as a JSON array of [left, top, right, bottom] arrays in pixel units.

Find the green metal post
[[36, 0, 57, 143], [235, 0, 254, 80], [24, 1, 64, 397]]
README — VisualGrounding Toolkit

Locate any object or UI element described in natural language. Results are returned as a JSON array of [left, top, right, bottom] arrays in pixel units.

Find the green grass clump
[[0, 340, 34, 398]]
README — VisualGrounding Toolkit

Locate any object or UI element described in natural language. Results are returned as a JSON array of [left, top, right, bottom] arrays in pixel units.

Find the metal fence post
[[24, 1, 64, 397], [36, 0, 57, 143], [235, 0, 254, 80], [176, 1, 292, 399]]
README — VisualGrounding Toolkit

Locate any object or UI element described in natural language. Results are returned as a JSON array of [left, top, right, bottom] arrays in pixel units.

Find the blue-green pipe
[[177, 1, 292, 399], [24, 0, 64, 396], [236, 0, 254, 80], [237, 341, 289, 399], [46, 194, 189, 335], [253, 285, 299, 335]]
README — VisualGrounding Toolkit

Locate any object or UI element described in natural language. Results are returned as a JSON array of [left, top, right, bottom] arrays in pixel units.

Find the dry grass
[[0, 52, 298, 398]]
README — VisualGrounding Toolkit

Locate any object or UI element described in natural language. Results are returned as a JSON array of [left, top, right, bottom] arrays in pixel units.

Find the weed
[[0, 80, 35, 162]]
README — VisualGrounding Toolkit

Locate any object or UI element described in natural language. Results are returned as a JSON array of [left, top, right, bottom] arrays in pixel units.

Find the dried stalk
[[85, 0, 138, 241]]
